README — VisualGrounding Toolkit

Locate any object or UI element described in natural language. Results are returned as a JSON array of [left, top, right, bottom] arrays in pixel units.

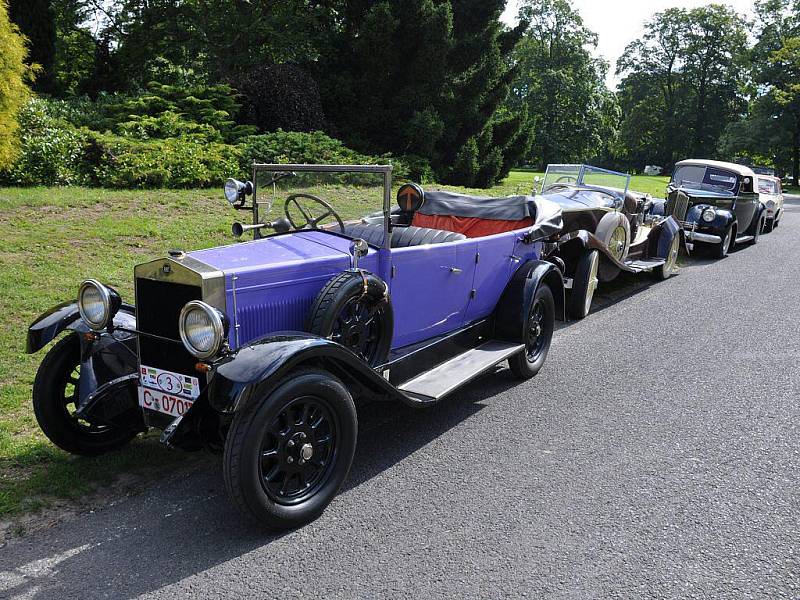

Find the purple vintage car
[[26, 164, 564, 529]]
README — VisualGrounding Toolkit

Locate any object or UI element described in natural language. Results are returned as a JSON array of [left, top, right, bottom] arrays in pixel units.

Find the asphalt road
[[2, 198, 799, 599]]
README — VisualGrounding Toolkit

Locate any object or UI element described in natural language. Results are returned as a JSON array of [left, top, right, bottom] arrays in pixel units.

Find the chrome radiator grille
[[668, 191, 690, 222]]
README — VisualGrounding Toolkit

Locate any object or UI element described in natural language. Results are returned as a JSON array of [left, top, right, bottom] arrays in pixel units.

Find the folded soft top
[[418, 190, 563, 239]]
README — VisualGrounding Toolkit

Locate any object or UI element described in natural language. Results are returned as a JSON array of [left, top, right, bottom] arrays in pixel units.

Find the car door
[[388, 240, 475, 349], [463, 231, 519, 323]]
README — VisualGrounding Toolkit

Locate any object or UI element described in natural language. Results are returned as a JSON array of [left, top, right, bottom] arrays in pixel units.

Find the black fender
[[648, 216, 682, 258], [744, 202, 767, 235], [494, 260, 565, 343], [27, 301, 139, 407], [206, 333, 409, 414], [684, 204, 736, 234]]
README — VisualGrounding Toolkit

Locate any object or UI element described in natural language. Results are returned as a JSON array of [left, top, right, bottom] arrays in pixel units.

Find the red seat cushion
[[412, 213, 533, 238]]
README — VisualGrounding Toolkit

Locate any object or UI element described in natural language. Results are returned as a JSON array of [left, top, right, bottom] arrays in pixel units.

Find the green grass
[[0, 169, 673, 518]]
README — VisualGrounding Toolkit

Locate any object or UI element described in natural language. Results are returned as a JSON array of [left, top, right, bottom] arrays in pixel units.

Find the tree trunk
[[794, 112, 800, 186]]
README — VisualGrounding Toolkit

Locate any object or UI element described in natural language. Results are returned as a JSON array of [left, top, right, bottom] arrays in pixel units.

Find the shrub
[[88, 133, 241, 189], [238, 129, 411, 180], [0, 2, 33, 169], [1, 98, 88, 185]]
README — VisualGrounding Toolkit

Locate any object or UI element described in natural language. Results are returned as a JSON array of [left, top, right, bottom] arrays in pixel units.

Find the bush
[[238, 129, 412, 180], [1, 98, 88, 185], [0, 2, 33, 169], [87, 133, 241, 189]]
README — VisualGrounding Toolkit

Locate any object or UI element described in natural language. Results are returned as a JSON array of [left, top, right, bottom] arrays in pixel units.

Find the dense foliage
[[4, 0, 800, 186], [0, 0, 32, 170]]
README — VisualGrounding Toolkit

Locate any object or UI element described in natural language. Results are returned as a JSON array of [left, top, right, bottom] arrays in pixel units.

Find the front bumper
[[681, 222, 721, 244]]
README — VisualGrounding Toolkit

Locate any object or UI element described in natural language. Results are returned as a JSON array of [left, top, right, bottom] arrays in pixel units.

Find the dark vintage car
[[533, 164, 682, 319], [665, 159, 767, 258], [26, 164, 566, 530]]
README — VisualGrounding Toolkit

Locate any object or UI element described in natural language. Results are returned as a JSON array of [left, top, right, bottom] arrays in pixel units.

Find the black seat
[[343, 223, 466, 248]]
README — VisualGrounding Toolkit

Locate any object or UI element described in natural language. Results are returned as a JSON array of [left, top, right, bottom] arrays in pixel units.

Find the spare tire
[[307, 271, 393, 367], [595, 211, 631, 263]]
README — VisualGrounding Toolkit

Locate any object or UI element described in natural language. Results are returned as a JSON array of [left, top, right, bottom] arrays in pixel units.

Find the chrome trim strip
[[686, 231, 722, 244], [231, 274, 240, 348]]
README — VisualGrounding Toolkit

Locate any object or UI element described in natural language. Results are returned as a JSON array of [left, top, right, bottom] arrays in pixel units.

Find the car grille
[[135, 278, 201, 376], [667, 191, 690, 222]]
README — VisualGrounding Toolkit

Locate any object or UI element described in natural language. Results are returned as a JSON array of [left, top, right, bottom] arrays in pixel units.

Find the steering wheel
[[556, 175, 578, 183], [284, 193, 345, 234]]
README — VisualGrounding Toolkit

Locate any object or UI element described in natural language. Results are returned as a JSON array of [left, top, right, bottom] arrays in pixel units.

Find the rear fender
[[206, 334, 408, 414], [745, 202, 767, 235], [495, 260, 565, 343]]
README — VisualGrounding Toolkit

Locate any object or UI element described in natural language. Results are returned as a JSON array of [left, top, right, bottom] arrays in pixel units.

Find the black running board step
[[398, 340, 525, 402], [624, 258, 665, 272], [735, 235, 754, 244]]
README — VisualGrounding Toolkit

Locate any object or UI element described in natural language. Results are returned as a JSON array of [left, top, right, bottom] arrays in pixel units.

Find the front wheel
[[32, 334, 137, 456], [508, 284, 555, 379], [567, 250, 599, 319], [223, 369, 357, 530], [655, 233, 680, 280], [713, 225, 733, 259]]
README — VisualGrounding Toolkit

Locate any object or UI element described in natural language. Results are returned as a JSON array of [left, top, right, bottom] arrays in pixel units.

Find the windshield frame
[[250, 163, 393, 249], [541, 164, 631, 197]]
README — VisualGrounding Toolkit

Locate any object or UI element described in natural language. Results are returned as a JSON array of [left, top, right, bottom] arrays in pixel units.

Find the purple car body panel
[[186, 225, 543, 353]]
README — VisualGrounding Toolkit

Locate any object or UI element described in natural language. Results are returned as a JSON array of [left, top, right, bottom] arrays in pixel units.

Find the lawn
[[0, 169, 672, 518]]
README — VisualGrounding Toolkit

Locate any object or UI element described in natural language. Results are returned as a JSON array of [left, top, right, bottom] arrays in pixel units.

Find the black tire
[[308, 271, 392, 367], [764, 218, 774, 233], [567, 250, 599, 320], [713, 225, 733, 259], [223, 368, 357, 530], [750, 216, 764, 244], [32, 334, 137, 456], [509, 285, 555, 379]]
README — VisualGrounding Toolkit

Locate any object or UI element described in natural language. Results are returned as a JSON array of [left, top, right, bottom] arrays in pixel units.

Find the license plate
[[138, 386, 194, 418], [139, 365, 200, 399]]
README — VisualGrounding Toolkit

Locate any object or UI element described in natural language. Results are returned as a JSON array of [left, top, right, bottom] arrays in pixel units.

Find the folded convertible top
[[418, 190, 563, 239]]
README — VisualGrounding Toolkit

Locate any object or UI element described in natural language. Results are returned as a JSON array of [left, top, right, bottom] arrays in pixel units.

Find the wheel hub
[[285, 431, 314, 466]]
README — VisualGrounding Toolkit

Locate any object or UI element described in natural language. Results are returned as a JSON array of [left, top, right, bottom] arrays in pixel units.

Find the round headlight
[[702, 208, 716, 222], [224, 178, 243, 204], [77, 279, 113, 331], [179, 301, 226, 359]]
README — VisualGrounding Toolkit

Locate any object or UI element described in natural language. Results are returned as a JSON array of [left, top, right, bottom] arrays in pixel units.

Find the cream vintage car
[[756, 174, 785, 232]]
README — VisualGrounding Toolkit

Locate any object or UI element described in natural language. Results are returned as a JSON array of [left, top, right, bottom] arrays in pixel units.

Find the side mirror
[[533, 176, 542, 195], [349, 238, 369, 270]]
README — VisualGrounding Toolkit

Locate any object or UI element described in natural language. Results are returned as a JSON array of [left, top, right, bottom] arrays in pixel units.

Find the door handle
[[442, 266, 463, 274]]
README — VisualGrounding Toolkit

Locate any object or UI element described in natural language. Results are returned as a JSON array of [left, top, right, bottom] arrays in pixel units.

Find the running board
[[398, 340, 525, 403], [624, 258, 665, 273], [735, 235, 754, 244]]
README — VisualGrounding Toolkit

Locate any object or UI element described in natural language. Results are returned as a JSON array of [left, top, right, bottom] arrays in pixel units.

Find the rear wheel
[[567, 250, 599, 320], [223, 369, 357, 530], [509, 285, 555, 379], [750, 216, 764, 244], [32, 334, 136, 456]]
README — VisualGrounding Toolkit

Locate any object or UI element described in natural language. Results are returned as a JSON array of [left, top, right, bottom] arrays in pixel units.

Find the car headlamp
[[224, 178, 253, 205], [179, 301, 226, 359], [701, 208, 716, 223], [77, 279, 121, 331]]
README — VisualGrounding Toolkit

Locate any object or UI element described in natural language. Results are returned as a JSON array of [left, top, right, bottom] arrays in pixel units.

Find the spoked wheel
[[568, 250, 599, 319], [308, 271, 393, 367], [32, 334, 136, 456], [259, 396, 338, 505], [223, 369, 357, 530], [508, 284, 555, 379], [655, 234, 680, 280]]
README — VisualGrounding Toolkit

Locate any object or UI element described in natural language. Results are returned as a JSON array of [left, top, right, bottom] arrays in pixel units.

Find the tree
[[616, 5, 748, 170], [8, 0, 56, 94], [769, 36, 800, 183], [0, 0, 32, 169], [508, 0, 613, 169], [318, 0, 526, 187]]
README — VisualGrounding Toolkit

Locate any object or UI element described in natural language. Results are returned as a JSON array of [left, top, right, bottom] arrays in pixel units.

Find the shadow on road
[[0, 370, 525, 599]]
